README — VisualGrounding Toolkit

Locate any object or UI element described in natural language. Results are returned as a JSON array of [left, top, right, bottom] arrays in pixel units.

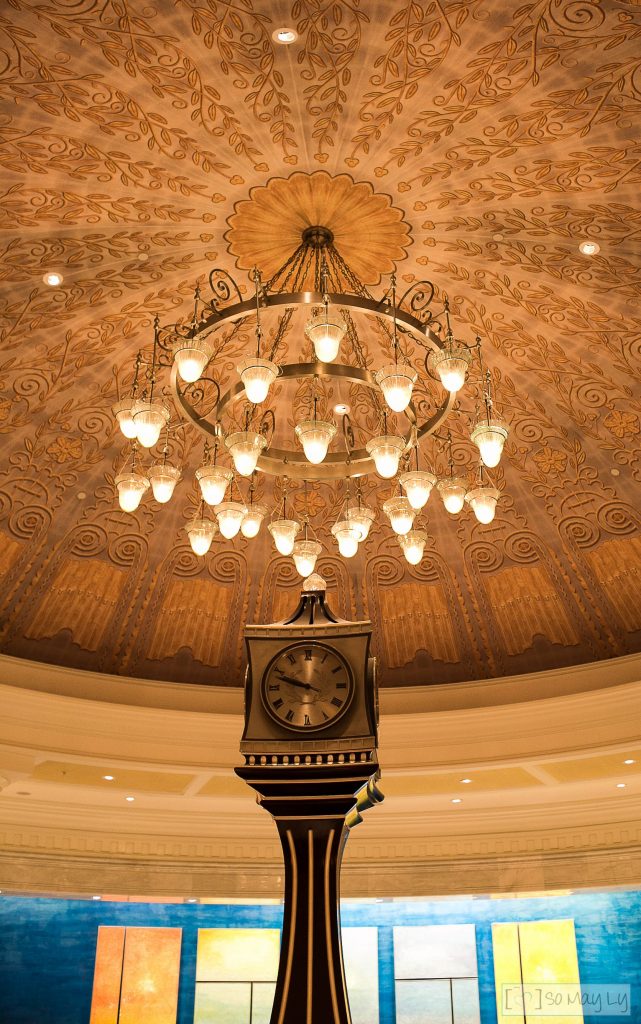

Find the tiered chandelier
[[112, 225, 508, 575]]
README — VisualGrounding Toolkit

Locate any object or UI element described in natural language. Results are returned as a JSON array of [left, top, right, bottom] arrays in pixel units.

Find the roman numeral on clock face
[[273, 697, 283, 709], [331, 697, 343, 708], [285, 709, 294, 722]]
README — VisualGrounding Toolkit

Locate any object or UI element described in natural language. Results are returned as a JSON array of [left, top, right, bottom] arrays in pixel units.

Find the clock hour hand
[[275, 672, 320, 693]]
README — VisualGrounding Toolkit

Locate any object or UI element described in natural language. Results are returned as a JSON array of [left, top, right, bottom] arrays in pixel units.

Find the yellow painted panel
[[492, 923, 525, 1024], [492, 920, 583, 1024], [89, 926, 125, 1024], [196, 928, 280, 983], [119, 927, 182, 1024]]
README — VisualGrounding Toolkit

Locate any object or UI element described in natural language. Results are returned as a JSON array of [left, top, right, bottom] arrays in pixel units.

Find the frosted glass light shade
[[185, 516, 217, 555], [382, 495, 416, 536], [470, 419, 509, 468], [112, 398, 138, 439], [295, 418, 337, 464], [195, 464, 233, 506], [148, 463, 181, 503], [331, 520, 360, 558], [436, 476, 467, 514], [346, 504, 376, 541], [225, 431, 267, 476], [375, 363, 418, 413], [240, 503, 268, 538], [466, 485, 500, 524], [132, 400, 170, 448], [268, 519, 300, 556], [173, 336, 214, 383], [292, 539, 322, 577], [115, 471, 149, 512], [366, 434, 405, 479], [399, 469, 437, 510], [237, 357, 279, 404], [215, 501, 247, 539], [399, 529, 427, 565], [428, 343, 472, 393], [305, 312, 345, 363]]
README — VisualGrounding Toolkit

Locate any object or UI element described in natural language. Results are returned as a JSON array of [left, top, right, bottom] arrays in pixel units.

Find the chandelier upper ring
[[171, 289, 444, 351]]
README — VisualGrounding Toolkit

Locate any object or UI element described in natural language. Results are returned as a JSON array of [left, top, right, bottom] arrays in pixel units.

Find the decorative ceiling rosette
[[224, 172, 411, 286]]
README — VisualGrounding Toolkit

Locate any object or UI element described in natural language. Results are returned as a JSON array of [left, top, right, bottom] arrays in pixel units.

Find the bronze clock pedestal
[[236, 580, 382, 1024]]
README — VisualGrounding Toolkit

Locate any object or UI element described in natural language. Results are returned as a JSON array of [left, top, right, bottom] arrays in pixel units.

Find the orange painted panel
[[89, 926, 125, 1024], [119, 927, 182, 1024]]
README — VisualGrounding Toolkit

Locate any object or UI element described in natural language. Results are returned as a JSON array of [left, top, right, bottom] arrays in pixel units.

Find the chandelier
[[111, 224, 508, 573]]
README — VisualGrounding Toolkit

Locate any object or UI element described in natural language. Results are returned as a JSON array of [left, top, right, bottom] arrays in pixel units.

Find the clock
[[261, 642, 354, 731]]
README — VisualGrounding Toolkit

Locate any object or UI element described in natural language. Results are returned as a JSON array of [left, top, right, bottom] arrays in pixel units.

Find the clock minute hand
[[275, 672, 320, 693]]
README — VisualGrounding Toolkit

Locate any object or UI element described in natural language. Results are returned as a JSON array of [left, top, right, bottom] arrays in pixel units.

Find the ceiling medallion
[[224, 171, 411, 286], [111, 194, 509, 573]]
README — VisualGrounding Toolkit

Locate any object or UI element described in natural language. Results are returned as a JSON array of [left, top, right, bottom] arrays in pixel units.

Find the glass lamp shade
[[112, 398, 138, 439], [225, 431, 267, 476], [331, 520, 360, 558], [399, 529, 427, 565], [436, 476, 468, 514], [399, 469, 437, 510], [292, 540, 322, 577], [240, 504, 269, 538], [237, 357, 279, 404], [173, 336, 214, 383], [466, 485, 500, 524], [185, 516, 217, 556], [115, 471, 149, 512], [148, 463, 181, 503], [346, 504, 376, 541], [375, 363, 418, 413], [268, 519, 301, 556], [195, 464, 233, 506], [215, 501, 247, 539], [382, 495, 416, 536], [304, 312, 345, 363], [132, 400, 170, 448], [294, 418, 337, 464], [365, 434, 405, 479], [470, 419, 509, 469], [428, 343, 472, 393]]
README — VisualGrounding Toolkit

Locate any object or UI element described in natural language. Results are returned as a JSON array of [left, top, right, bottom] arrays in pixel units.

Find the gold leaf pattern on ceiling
[[0, 0, 640, 687]]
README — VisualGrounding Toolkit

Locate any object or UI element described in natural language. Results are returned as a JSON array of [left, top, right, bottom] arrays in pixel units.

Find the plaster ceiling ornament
[[1, 0, 641, 688]]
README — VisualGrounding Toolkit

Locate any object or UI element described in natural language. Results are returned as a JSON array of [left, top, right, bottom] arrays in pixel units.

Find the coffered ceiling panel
[[1, 0, 641, 687]]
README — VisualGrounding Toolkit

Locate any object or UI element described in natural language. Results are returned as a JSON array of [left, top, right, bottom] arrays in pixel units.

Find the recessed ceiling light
[[579, 240, 600, 256], [272, 27, 298, 44], [125, 795, 135, 802], [42, 271, 63, 287], [616, 783, 626, 789], [460, 778, 472, 784], [186, 897, 198, 903], [92, 895, 102, 901], [103, 775, 114, 781], [624, 759, 635, 765], [334, 403, 351, 415], [451, 797, 462, 804]]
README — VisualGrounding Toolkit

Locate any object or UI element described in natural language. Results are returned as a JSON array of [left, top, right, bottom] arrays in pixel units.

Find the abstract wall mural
[[394, 924, 481, 1024], [89, 926, 182, 1024]]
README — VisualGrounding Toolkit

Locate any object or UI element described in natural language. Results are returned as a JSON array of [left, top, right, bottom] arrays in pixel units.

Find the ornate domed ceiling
[[1, 0, 641, 688]]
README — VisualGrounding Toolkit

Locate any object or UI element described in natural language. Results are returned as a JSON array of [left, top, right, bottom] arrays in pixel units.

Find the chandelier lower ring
[[172, 359, 454, 482]]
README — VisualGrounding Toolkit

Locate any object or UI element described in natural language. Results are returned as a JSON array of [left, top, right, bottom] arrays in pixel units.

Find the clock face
[[262, 643, 354, 731]]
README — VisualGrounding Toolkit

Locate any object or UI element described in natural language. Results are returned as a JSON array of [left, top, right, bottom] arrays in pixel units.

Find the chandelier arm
[[208, 268, 244, 311], [395, 280, 437, 323], [267, 307, 294, 363]]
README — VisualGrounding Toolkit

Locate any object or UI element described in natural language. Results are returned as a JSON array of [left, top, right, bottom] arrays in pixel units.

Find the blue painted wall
[[0, 890, 639, 1024]]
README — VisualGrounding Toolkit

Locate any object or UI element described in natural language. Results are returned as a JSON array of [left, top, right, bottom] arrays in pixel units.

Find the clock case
[[239, 585, 378, 764]]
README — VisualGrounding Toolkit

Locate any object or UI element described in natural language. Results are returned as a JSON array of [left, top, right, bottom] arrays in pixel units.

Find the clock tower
[[236, 574, 382, 1024]]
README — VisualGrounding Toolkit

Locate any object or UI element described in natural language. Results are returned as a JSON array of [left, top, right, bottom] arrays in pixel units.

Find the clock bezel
[[261, 641, 355, 733]]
